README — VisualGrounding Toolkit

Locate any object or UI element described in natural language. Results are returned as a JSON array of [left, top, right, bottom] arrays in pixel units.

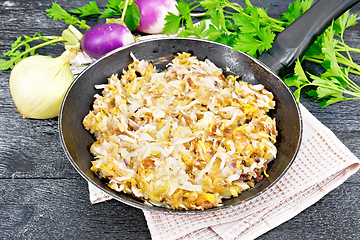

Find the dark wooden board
[[0, 0, 359, 239]]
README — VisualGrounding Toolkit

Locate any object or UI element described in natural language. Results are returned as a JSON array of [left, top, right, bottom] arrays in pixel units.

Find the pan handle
[[258, 0, 360, 75]]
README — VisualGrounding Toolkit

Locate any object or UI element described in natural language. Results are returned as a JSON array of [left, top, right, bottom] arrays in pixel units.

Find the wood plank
[[0, 179, 151, 239], [258, 182, 360, 239], [0, 0, 359, 239]]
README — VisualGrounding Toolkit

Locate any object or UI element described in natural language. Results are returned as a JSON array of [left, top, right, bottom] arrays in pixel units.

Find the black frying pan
[[59, 0, 360, 214]]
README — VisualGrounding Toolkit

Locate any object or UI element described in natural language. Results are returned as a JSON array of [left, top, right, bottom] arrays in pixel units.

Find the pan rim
[[59, 37, 303, 214]]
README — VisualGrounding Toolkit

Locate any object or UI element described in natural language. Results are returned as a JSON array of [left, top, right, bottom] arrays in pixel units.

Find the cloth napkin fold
[[72, 50, 360, 240]]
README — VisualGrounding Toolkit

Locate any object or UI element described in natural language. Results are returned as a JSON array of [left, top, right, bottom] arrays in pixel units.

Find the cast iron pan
[[59, 0, 360, 214]]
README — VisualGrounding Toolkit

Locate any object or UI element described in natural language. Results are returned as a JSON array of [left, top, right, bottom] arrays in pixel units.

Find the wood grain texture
[[0, 0, 359, 239], [0, 179, 150, 239]]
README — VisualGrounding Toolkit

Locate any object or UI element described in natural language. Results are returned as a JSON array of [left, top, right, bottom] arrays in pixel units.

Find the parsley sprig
[[164, 0, 360, 107], [46, 2, 90, 29], [68, 0, 141, 31], [0, 33, 66, 70], [284, 11, 360, 107], [164, 0, 313, 58]]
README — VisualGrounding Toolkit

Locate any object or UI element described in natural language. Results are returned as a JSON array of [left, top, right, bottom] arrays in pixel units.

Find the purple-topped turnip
[[81, 23, 134, 59], [135, 0, 179, 34]]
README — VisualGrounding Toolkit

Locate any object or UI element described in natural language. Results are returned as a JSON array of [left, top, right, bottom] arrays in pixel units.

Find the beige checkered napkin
[[72, 50, 359, 240]]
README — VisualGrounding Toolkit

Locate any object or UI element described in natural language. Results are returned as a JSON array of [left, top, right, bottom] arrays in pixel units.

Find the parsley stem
[[341, 96, 360, 100], [9, 38, 66, 64], [230, 2, 243, 10], [339, 36, 354, 65], [297, 81, 360, 101], [336, 45, 360, 54], [224, 10, 236, 15], [226, 12, 284, 32], [335, 53, 360, 92], [301, 54, 360, 94], [304, 56, 360, 76], [335, 67, 360, 94], [303, 56, 323, 64], [120, 0, 130, 24], [8, 36, 61, 56], [270, 24, 285, 32], [338, 70, 360, 94], [189, 3, 210, 17], [312, 83, 360, 97], [189, 3, 202, 13], [224, 1, 242, 13], [190, 12, 207, 17]]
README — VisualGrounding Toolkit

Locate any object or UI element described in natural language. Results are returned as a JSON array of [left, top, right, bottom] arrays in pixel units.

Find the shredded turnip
[[83, 52, 277, 210]]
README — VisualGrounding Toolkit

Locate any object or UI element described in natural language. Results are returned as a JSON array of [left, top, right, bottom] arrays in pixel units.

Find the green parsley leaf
[[233, 34, 259, 56], [284, 62, 309, 91], [206, 24, 225, 41], [200, 0, 223, 12], [309, 74, 344, 98], [318, 94, 348, 108], [231, 7, 275, 57], [100, 0, 125, 18], [100, 8, 119, 18], [257, 26, 275, 53], [200, 0, 227, 28], [279, 0, 313, 27], [177, 28, 188, 37], [232, 12, 257, 35], [176, 0, 191, 16], [46, 2, 90, 29], [70, 1, 102, 17], [107, 0, 125, 10], [192, 20, 208, 38], [164, 12, 182, 34], [124, 3, 140, 31], [333, 10, 358, 37], [0, 58, 15, 71], [164, 0, 192, 35]]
